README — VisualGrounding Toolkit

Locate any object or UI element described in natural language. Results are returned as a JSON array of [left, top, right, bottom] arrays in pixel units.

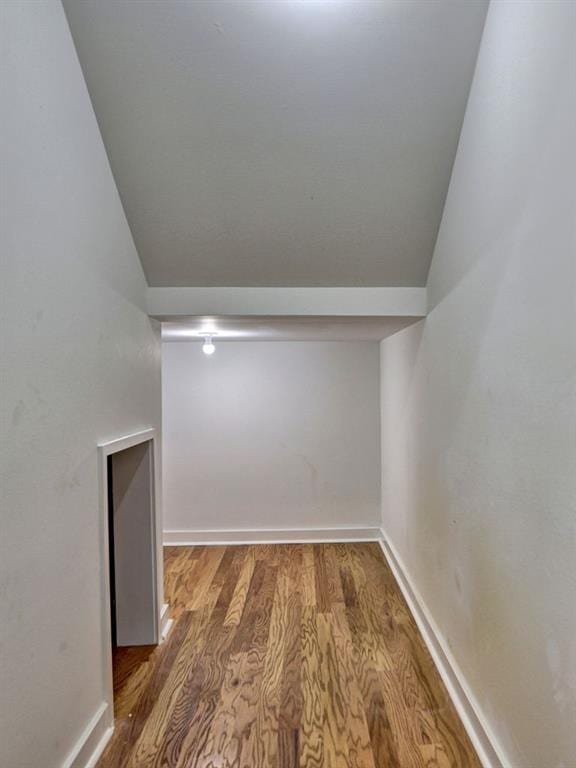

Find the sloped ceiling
[[64, 0, 488, 287]]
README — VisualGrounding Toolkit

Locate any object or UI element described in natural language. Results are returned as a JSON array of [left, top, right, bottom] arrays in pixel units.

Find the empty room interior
[[1, 1, 575, 767]]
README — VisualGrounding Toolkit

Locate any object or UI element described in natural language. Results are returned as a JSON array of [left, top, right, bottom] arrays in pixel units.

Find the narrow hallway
[[2, 2, 574, 766]]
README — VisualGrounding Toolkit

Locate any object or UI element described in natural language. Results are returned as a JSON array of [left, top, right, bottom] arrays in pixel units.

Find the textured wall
[[0, 2, 161, 765], [380, 2, 576, 765], [163, 342, 381, 534]]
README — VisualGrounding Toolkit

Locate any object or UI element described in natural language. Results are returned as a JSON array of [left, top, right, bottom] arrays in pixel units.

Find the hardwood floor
[[98, 543, 481, 767]]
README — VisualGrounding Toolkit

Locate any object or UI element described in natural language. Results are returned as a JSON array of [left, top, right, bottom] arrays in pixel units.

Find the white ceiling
[[161, 315, 420, 342], [64, 0, 487, 288]]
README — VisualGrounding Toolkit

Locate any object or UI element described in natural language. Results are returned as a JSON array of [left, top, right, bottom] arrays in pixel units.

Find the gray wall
[[380, 2, 576, 765], [0, 2, 161, 765], [163, 342, 381, 535]]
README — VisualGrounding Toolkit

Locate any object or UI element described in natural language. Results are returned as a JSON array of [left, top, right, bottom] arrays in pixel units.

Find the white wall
[[0, 2, 161, 766], [163, 342, 380, 536], [380, 2, 576, 766]]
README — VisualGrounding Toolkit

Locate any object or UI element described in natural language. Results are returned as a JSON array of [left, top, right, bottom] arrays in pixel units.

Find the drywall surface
[[0, 2, 161, 766], [380, 2, 576, 766], [163, 342, 381, 533]]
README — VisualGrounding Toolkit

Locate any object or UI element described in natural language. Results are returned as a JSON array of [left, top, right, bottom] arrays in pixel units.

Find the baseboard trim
[[159, 602, 173, 642], [62, 701, 113, 768], [378, 531, 508, 768], [159, 602, 170, 634], [164, 527, 381, 546]]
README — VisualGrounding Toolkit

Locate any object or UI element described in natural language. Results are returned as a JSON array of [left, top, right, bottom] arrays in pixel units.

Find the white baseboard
[[159, 602, 170, 634], [159, 602, 173, 642], [62, 701, 113, 768], [163, 526, 381, 546], [378, 531, 508, 768]]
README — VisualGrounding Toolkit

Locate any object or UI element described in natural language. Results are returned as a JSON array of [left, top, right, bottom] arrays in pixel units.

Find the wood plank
[[329, 606, 376, 768], [278, 548, 303, 733], [313, 545, 331, 613], [215, 545, 248, 612], [239, 569, 291, 766], [185, 545, 227, 610], [223, 546, 256, 627], [232, 560, 277, 652], [324, 544, 346, 607], [301, 544, 316, 607], [299, 606, 324, 768], [163, 547, 197, 619], [316, 611, 351, 766]]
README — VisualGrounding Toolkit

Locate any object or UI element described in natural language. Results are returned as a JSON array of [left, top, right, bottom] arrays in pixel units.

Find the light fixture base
[[199, 332, 217, 355]]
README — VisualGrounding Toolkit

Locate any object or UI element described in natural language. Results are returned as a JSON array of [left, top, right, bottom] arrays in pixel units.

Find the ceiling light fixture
[[199, 332, 216, 355]]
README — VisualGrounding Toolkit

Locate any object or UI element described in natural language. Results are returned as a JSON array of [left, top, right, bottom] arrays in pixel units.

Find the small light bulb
[[202, 336, 215, 355]]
